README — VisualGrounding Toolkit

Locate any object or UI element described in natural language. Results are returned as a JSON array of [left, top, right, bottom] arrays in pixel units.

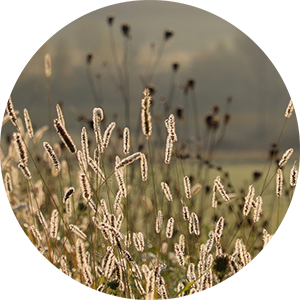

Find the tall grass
[[1, 16, 298, 299]]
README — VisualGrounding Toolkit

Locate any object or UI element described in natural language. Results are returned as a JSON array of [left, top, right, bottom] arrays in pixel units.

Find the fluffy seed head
[[156, 210, 163, 234], [276, 168, 283, 197], [63, 187, 75, 204], [13, 132, 28, 165], [53, 119, 77, 153], [215, 216, 225, 240], [6, 97, 18, 126], [166, 217, 174, 238], [243, 184, 255, 216], [285, 99, 294, 118], [50, 209, 59, 239], [161, 182, 173, 202], [140, 153, 148, 181], [43, 142, 60, 171], [103, 122, 116, 149], [278, 148, 294, 168], [123, 127, 130, 155], [290, 161, 298, 187], [23, 108, 34, 138], [164, 136, 173, 164], [184, 176, 191, 199], [253, 196, 263, 223], [4, 173, 12, 194]]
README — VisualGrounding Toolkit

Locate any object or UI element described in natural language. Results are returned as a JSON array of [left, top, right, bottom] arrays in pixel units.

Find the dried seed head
[[56, 103, 65, 128], [215, 216, 225, 240], [107, 14, 115, 26], [116, 152, 141, 169], [174, 243, 184, 267], [50, 209, 59, 239], [161, 182, 173, 202], [53, 119, 77, 154], [18, 163, 31, 180], [121, 22, 131, 38], [141, 88, 152, 139], [166, 217, 174, 238], [165, 114, 177, 142], [253, 196, 263, 223], [191, 213, 200, 236], [23, 109, 34, 138], [164, 29, 174, 41], [81, 127, 89, 162], [115, 168, 127, 198], [278, 148, 294, 168], [179, 234, 185, 253], [123, 127, 130, 155], [76, 238, 87, 269], [182, 206, 190, 221], [134, 279, 146, 296], [6, 97, 18, 126], [164, 136, 173, 165], [79, 173, 92, 201], [156, 210, 163, 234], [214, 176, 230, 202], [243, 184, 255, 216], [140, 153, 148, 181], [63, 187, 75, 204], [133, 232, 145, 252], [184, 176, 191, 199], [45, 53, 52, 77], [88, 157, 105, 181], [69, 224, 87, 240], [43, 142, 60, 171], [206, 231, 215, 253], [103, 122, 116, 149], [285, 99, 294, 118], [290, 160, 298, 187], [13, 132, 28, 165], [4, 173, 12, 194], [276, 168, 283, 197], [262, 228, 273, 248]]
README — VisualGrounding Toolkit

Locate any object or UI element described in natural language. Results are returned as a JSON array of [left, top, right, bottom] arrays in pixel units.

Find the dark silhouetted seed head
[[176, 106, 184, 120], [213, 105, 220, 114], [172, 62, 179, 72], [224, 113, 231, 125], [213, 255, 229, 283], [121, 22, 131, 38], [187, 78, 195, 90], [107, 14, 115, 26], [86, 53, 93, 65], [253, 171, 262, 181], [146, 84, 157, 96], [164, 29, 174, 41]]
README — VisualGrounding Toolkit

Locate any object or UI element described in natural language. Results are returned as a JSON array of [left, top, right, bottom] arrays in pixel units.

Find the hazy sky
[[48, 0, 238, 52], [0, 0, 300, 155]]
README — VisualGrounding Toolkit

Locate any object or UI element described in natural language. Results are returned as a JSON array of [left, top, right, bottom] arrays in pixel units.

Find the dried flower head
[[86, 53, 93, 65], [121, 22, 131, 38], [164, 29, 174, 41], [107, 14, 115, 26]]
